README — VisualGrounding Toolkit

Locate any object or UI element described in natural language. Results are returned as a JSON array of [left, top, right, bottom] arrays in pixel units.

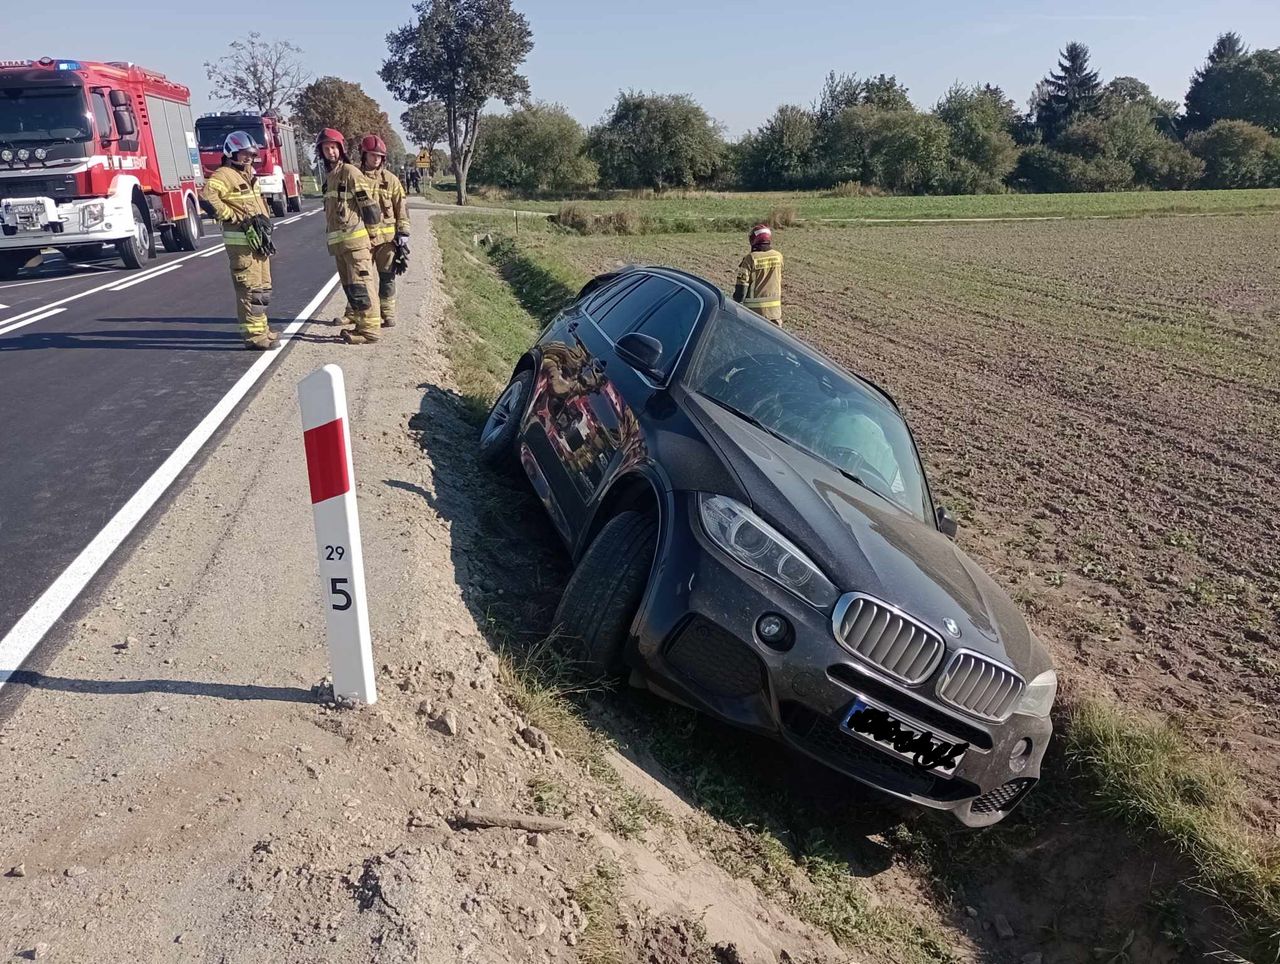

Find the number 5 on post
[[298, 365, 376, 705]]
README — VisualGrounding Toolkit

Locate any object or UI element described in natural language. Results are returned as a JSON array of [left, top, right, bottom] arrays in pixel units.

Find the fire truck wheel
[[286, 192, 302, 213], [117, 201, 151, 270], [173, 198, 200, 252], [268, 195, 286, 218], [160, 227, 181, 253]]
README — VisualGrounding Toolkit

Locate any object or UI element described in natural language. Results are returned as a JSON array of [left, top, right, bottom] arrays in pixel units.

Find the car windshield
[[196, 121, 265, 152], [0, 86, 91, 142], [685, 311, 931, 522]]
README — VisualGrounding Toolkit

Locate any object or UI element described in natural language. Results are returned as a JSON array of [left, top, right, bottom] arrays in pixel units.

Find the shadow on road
[[0, 318, 351, 351], [1, 671, 314, 703]]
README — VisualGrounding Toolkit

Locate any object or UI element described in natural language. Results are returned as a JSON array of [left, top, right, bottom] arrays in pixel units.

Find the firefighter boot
[[244, 332, 280, 351], [340, 328, 380, 345]]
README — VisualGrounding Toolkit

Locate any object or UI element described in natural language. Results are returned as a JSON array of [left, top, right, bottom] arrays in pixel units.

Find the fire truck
[[0, 57, 205, 279], [195, 112, 302, 217]]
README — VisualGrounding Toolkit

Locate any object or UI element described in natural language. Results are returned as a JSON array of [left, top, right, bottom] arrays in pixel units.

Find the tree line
[[465, 32, 1280, 198]]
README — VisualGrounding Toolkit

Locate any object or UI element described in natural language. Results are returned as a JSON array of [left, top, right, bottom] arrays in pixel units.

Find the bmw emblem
[[943, 618, 961, 638]]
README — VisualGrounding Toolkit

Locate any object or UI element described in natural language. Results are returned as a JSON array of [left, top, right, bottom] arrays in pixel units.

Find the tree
[[738, 105, 816, 189], [381, 0, 534, 205], [1100, 76, 1180, 137], [813, 105, 949, 193], [293, 76, 402, 165], [1187, 119, 1280, 187], [814, 71, 864, 128], [1035, 41, 1102, 142], [470, 103, 597, 193], [588, 91, 725, 190], [1185, 44, 1280, 134], [401, 101, 449, 150], [204, 33, 309, 115], [933, 83, 1020, 192], [1208, 31, 1248, 65], [861, 74, 913, 112]]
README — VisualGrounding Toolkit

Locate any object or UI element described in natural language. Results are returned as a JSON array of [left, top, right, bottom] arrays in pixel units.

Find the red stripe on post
[[303, 417, 350, 504]]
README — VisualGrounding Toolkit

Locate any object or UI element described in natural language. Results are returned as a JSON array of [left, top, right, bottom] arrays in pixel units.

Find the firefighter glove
[[394, 233, 410, 254], [391, 243, 410, 277]]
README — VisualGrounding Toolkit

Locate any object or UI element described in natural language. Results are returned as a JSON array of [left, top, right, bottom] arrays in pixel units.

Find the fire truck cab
[[0, 57, 205, 279], [195, 112, 302, 218]]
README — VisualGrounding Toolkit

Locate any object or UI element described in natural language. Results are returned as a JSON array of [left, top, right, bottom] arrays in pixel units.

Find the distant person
[[315, 128, 383, 345], [352, 134, 410, 329], [201, 131, 279, 351], [733, 224, 783, 325]]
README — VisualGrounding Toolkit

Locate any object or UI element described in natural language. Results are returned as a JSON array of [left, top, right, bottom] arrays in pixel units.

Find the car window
[[583, 276, 640, 316], [593, 276, 677, 340], [685, 311, 931, 522], [90, 91, 112, 140], [634, 288, 702, 375]]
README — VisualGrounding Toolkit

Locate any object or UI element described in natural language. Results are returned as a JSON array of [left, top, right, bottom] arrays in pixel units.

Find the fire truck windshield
[[196, 120, 266, 153], [0, 85, 92, 142]]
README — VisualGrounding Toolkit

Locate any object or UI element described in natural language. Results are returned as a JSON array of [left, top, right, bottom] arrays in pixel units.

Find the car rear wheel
[[478, 369, 532, 473], [553, 511, 657, 679]]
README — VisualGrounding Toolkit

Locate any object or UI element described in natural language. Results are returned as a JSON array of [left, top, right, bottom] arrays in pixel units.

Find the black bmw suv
[[478, 265, 1056, 827]]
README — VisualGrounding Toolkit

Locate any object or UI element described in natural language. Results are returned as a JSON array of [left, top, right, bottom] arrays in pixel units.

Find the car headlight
[[1016, 668, 1057, 717], [81, 202, 105, 229], [698, 493, 838, 610]]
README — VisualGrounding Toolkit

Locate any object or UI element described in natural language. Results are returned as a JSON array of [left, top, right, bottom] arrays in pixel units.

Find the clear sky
[[4, 0, 1278, 142]]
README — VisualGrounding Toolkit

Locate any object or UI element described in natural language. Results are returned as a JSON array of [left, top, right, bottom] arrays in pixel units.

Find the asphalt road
[[0, 208, 336, 675]]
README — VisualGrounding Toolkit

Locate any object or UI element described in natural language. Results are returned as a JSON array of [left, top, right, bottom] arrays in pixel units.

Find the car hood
[[686, 395, 1049, 676]]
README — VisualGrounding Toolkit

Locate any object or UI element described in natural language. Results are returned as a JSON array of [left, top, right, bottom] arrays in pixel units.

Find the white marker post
[[298, 364, 376, 705]]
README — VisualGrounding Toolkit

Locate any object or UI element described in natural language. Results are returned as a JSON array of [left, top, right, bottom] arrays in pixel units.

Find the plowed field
[[526, 215, 1280, 824]]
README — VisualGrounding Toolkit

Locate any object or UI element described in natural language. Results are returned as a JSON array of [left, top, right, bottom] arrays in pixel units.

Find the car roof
[[614, 263, 903, 414]]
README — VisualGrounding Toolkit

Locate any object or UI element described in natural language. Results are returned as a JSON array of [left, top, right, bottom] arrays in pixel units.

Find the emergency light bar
[[57, 61, 83, 71]]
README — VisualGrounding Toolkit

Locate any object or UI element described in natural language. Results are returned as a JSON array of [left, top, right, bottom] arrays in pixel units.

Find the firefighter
[[733, 223, 784, 325], [316, 128, 382, 345], [201, 131, 279, 350], [353, 134, 409, 329]]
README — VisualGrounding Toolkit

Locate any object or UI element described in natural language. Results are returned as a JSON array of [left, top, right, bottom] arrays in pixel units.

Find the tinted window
[[594, 276, 676, 340], [635, 288, 702, 374], [90, 91, 112, 140], [583, 275, 639, 316]]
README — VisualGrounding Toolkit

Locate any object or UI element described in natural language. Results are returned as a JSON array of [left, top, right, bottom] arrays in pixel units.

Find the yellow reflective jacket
[[322, 162, 376, 255], [361, 166, 410, 244], [201, 165, 269, 247], [735, 248, 783, 322]]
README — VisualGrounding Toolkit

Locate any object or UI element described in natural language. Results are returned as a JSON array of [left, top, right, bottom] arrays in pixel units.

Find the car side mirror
[[616, 332, 663, 377], [936, 505, 959, 540], [113, 108, 136, 138]]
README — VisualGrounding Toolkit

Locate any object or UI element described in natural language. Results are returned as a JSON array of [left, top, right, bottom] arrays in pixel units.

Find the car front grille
[[970, 777, 1036, 815], [937, 651, 1024, 722], [831, 593, 944, 685]]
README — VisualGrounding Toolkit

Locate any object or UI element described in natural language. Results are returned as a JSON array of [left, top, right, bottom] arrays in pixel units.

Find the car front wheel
[[478, 369, 532, 473], [553, 511, 657, 679]]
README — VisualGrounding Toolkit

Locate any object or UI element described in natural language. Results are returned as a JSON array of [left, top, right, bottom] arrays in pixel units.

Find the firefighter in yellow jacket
[[316, 128, 382, 345], [201, 131, 279, 350], [355, 134, 410, 328], [733, 223, 784, 325]]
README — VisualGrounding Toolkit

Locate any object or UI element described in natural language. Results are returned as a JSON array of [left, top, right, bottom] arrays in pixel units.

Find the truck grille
[[937, 651, 1024, 722], [0, 174, 77, 201], [831, 593, 944, 685]]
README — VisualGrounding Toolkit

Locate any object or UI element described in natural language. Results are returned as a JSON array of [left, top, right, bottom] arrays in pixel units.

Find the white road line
[[0, 272, 341, 690], [0, 303, 6, 310], [278, 215, 302, 226], [109, 263, 183, 291], [198, 245, 227, 258], [0, 307, 65, 336], [0, 244, 221, 327]]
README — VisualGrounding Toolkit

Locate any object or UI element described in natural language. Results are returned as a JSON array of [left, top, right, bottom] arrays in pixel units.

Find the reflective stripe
[[327, 226, 369, 243], [744, 298, 782, 308], [370, 225, 396, 242], [222, 230, 250, 245]]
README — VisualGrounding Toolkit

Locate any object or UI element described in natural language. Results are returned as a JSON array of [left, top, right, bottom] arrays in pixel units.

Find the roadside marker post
[[298, 364, 376, 706]]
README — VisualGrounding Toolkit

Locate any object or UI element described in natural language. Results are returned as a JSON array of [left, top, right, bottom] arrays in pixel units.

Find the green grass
[[459, 186, 1280, 223], [571, 861, 624, 964]]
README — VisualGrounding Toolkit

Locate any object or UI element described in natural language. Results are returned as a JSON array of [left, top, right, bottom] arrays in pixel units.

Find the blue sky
[[4, 0, 1278, 141]]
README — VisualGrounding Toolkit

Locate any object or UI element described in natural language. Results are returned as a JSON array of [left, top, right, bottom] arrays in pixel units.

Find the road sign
[[415, 148, 433, 169], [298, 365, 376, 705]]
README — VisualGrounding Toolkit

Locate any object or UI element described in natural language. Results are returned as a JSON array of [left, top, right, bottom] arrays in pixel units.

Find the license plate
[[842, 698, 969, 776]]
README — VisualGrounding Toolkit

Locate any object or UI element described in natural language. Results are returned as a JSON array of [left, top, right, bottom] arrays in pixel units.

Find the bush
[[1015, 145, 1134, 192], [1187, 119, 1280, 188], [766, 206, 798, 228], [826, 180, 863, 198], [554, 203, 593, 234]]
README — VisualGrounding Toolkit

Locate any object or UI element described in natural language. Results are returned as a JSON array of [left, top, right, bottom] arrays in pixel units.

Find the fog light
[[1, 149, 13, 162], [1009, 737, 1032, 773], [756, 613, 791, 650], [34, 148, 47, 161], [16, 149, 29, 161]]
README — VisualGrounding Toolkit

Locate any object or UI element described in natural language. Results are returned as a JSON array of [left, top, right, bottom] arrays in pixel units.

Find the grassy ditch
[[429, 213, 1278, 961]]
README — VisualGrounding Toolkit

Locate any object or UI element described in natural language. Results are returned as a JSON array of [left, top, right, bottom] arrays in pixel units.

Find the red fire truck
[[0, 57, 204, 279], [195, 112, 302, 217]]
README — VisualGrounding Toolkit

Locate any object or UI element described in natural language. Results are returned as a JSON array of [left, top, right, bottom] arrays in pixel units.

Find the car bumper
[[629, 493, 1052, 828], [0, 195, 134, 248]]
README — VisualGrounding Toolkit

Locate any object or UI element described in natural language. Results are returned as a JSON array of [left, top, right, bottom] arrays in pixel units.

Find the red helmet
[[316, 128, 347, 159], [359, 134, 387, 157], [749, 223, 773, 248]]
